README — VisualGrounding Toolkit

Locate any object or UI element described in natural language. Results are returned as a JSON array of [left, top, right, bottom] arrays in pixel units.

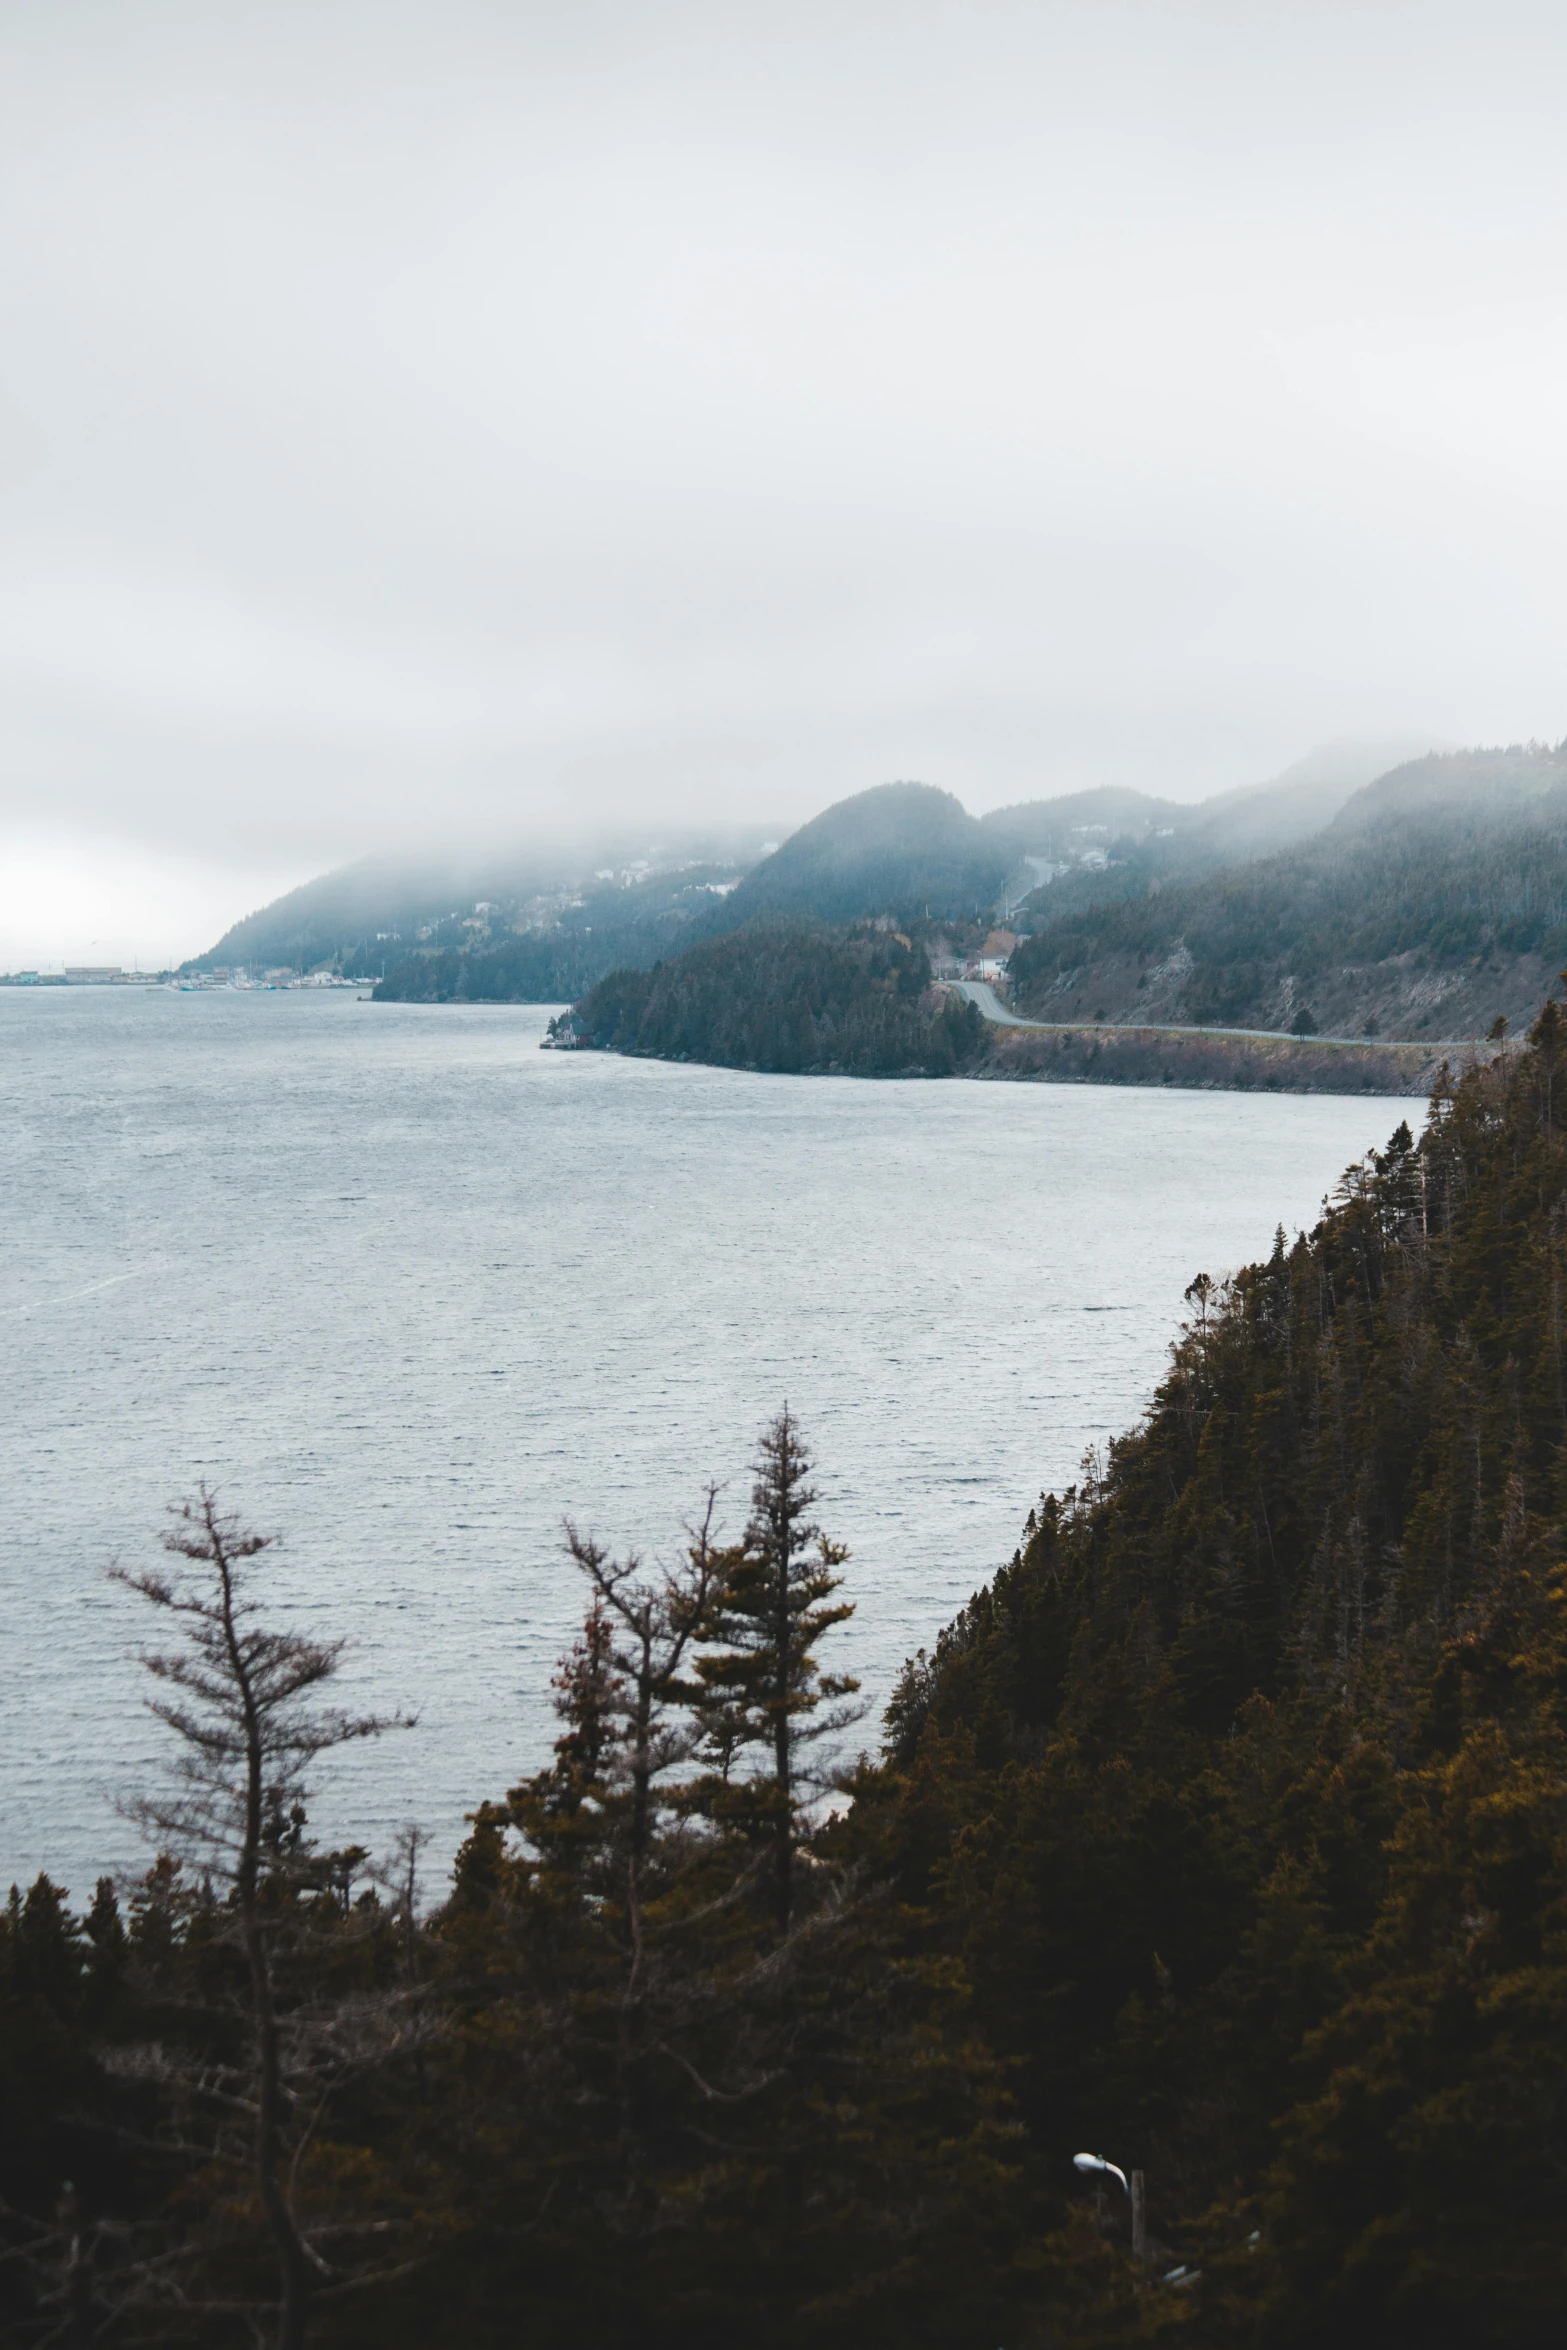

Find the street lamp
[[1073, 2152, 1145, 2262]]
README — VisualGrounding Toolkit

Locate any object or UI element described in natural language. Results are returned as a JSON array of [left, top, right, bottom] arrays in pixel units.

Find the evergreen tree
[[695, 1411, 863, 1931]]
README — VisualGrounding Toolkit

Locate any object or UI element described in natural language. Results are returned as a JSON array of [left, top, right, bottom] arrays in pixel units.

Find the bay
[[1, 989, 1396, 1896]]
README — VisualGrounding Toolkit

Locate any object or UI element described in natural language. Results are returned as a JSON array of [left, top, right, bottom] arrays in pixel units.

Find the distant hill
[[189, 826, 777, 983], [975, 737, 1441, 928], [207, 739, 1472, 1008], [711, 782, 1013, 929], [978, 785, 1187, 854], [187, 853, 482, 975], [986, 735, 1436, 897], [366, 861, 766, 1005], [1331, 742, 1567, 832], [200, 784, 1012, 986], [1008, 744, 1567, 1042], [983, 740, 1439, 859], [377, 782, 1014, 1002], [1198, 734, 1443, 854]]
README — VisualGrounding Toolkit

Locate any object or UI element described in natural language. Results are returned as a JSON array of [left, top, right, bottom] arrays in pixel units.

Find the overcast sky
[[4, 1, 1567, 963]]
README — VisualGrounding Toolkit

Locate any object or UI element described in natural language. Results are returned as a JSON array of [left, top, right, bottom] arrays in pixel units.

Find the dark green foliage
[[565, 917, 985, 1075], [0, 1847, 422, 2345], [865, 1028, 1567, 2340], [694, 1411, 861, 1929], [0, 1878, 121, 2220], [423, 1465, 1019, 2350], [375, 927, 620, 1003]]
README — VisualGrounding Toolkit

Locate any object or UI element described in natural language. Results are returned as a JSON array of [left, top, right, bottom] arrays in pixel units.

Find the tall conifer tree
[[696, 1411, 862, 1932]]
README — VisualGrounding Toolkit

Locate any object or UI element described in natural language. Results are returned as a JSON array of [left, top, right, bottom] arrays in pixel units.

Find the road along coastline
[[948, 980, 1483, 1096]]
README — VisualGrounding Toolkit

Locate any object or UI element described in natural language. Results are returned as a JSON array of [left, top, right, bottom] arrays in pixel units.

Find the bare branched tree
[[112, 1488, 415, 2350]]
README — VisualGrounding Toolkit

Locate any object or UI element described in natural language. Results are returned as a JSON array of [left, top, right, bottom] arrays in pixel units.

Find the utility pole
[[1130, 2170, 1146, 2266]]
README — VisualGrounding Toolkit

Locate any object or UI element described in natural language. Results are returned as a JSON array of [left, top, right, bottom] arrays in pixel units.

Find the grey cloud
[[3, 1, 1565, 959]]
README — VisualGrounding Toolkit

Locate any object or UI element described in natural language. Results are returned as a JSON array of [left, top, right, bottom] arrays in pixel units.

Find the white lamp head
[[1073, 2151, 1130, 2196]]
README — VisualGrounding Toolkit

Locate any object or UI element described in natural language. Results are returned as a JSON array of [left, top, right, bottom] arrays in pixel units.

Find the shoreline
[[973, 1020, 1462, 1096], [947, 977, 1482, 1095]]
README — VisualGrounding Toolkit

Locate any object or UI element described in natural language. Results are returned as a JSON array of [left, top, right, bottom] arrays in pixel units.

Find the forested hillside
[[558, 917, 985, 1076], [868, 1010, 1567, 2339], [1011, 749, 1567, 1041], [7, 1018, 1567, 2341]]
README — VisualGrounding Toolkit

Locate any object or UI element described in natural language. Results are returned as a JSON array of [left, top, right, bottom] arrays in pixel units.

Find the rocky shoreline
[[975, 1018, 1473, 1094]]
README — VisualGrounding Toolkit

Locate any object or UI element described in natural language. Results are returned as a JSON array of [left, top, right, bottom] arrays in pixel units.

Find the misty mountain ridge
[[203, 732, 1567, 1051], [201, 736, 1436, 985], [1329, 740, 1567, 832], [188, 823, 780, 982], [368, 782, 1016, 1005], [539, 739, 1567, 1086], [1008, 740, 1567, 1045]]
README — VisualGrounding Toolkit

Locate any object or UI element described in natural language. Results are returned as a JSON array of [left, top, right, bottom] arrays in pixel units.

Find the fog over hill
[[196, 733, 1567, 1058], [1331, 741, 1567, 831], [368, 783, 1013, 1003], [1008, 742, 1567, 1044], [705, 782, 1011, 929], [982, 736, 1439, 880], [189, 822, 780, 981], [200, 737, 1435, 985]]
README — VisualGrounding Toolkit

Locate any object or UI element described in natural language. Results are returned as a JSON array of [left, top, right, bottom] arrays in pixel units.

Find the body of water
[[2, 990, 1397, 1895]]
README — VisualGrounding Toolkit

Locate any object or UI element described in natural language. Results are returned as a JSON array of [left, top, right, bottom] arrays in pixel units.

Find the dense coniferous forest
[[9, 1014, 1567, 2343], [1010, 759, 1567, 1042], [363, 865, 755, 1004], [558, 919, 986, 1076], [374, 924, 629, 1005]]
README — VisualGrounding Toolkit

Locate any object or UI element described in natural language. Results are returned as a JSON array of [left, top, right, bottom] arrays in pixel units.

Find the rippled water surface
[[2, 990, 1396, 1894]]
